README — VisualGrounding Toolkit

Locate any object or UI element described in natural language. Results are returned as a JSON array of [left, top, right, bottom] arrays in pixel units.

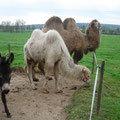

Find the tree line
[[79, 26, 120, 35], [0, 19, 120, 35], [0, 19, 36, 32]]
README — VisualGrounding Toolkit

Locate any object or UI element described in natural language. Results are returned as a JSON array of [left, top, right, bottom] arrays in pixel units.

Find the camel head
[[89, 19, 101, 31], [76, 65, 91, 84], [81, 66, 91, 84], [84, 19, 101, 54]]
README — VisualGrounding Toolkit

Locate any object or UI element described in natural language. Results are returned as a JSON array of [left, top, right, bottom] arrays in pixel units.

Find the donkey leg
[[1, 92, 11, 118], [27, 62, 36, 90]]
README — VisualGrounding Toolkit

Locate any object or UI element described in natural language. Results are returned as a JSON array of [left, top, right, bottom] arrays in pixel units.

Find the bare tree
[[15, 19, 26, 32]]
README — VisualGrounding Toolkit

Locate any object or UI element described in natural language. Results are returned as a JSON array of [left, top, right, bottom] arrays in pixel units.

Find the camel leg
[[42, 77, 49, 93], [73, 51, 83, 64], [42, 60, 54, 93], [25, 63, 39, 82], [32, 67, 39, 82], [31, 63, 39, 82], [27, 61, 37, 90], [38, 62, 45, 75], [54, 63, 63, 93], [44, 58, 55, 79]]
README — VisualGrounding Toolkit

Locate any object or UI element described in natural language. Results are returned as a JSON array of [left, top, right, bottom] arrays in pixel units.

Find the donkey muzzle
[[2, 83, 10, 94]]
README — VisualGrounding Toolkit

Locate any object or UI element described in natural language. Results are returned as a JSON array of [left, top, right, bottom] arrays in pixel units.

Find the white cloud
[[0, 0, 120, 24], [57, 0, 120, 11]]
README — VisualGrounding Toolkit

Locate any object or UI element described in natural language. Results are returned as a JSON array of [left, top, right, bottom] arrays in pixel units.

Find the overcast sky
[[0, 0, 120, 25]]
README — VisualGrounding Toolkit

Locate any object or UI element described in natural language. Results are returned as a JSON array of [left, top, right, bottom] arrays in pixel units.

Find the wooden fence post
[[92, 53, 95, 74], [96, 61, 105, 115], [8, 43, 11, 56]]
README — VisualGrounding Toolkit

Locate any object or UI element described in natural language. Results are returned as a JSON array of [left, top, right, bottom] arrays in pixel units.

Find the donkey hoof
[[56, 90, 63, 94], [7, 113, 11, 118], [42, 88, 49, 94]]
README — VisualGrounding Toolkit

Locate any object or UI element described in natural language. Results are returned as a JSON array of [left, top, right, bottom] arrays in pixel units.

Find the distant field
[[0, 32, 120, 120]]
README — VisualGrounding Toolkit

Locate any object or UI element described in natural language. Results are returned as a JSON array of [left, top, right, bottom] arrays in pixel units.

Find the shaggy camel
[[42, 16, 101, 64], [24, 29, 91, 93]]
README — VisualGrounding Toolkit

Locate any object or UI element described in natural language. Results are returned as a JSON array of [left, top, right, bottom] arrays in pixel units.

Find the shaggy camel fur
[[42, 16, 101, 64], [24, 29, 91, 93]]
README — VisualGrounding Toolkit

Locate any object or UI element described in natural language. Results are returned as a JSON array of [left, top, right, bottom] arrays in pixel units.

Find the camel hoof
[[46, 76, 53, 81], [70, 86, 77, 90], [31, 84, 37, 90], [48, 77, 53, 81], [33, 87, 37, 90], [33, 78, 39, 82], [42, 88, 49, 94], [56, 90, 63, 94]]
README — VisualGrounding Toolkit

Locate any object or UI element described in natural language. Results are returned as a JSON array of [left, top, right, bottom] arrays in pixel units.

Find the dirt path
[[0, 67, 84, 120]]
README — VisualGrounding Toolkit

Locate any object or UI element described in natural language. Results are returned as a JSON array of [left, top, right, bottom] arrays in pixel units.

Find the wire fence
[[0, 42, 25, 66], [0, 40, 115, 67]]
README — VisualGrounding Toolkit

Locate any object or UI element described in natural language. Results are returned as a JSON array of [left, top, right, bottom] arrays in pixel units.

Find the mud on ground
[[0, 67, 85, 120]]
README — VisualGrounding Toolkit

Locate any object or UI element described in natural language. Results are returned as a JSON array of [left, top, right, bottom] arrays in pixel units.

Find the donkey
[[0, 53, 14, 118]]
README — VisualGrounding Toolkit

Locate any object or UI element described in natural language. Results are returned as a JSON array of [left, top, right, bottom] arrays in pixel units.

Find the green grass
[[0, 32, 120, 120], [0, 32, 32, 66], [65, 35, 120, 120]]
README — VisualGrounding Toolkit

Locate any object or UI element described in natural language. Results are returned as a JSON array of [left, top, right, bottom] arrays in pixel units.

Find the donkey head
[[0, 53, 14, 94]]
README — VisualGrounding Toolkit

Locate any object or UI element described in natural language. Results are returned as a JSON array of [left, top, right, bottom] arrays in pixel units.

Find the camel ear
[[82, 67, 86, 73], [7, 53, 14, 64]]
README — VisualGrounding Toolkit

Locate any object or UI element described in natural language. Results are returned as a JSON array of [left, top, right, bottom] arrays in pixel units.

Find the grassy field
[[0, 32, 31, 66], [65, 35, 120, 120], [0, 32, 120, 120]]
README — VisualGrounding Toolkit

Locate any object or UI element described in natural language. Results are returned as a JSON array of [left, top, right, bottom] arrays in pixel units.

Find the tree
[[15, 19, 26, 32]]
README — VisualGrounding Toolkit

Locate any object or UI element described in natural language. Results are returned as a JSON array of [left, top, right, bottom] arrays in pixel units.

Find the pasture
[[0, 32, 120, 120]]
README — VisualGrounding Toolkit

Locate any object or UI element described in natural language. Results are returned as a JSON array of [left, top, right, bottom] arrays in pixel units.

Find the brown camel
[[42, 16, 101, 64]]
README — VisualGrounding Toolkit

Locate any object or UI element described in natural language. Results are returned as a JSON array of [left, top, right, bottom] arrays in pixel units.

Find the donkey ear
[[0, 53, 1, 64], [7, 53, 14, 64]]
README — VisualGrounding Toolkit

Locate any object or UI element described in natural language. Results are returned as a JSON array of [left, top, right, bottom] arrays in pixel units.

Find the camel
[[42, 16, 101, 64], [28, 16, 100, 81], [24, 29, 91, 93]]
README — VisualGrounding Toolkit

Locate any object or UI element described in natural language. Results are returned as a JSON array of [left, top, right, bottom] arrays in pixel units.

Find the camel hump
[[44, 16, 62, 27], [63, 18, 76, 29]]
